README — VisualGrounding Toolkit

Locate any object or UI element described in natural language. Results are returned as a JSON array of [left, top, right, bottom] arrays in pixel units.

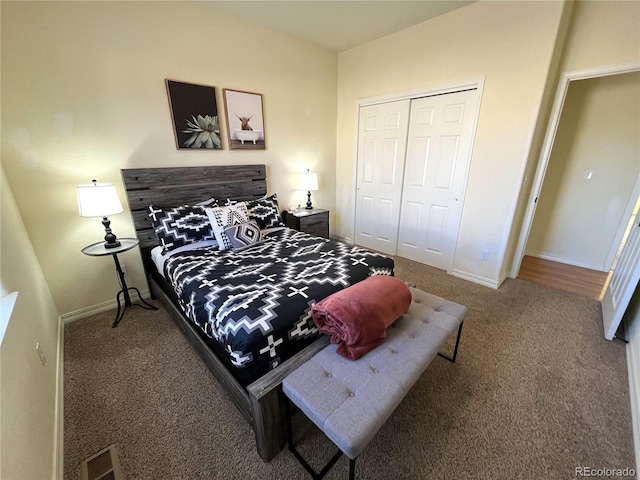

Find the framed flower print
[[166, 79, 222, 149]]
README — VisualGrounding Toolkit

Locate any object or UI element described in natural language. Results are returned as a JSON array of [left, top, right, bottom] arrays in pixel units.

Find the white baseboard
[[525, 250, 607, 272], [627, 321, 640, 476], [55, 315, 64, 479], [61, 289, 151, 323], [341, 242, 505, 289], [451, 269, 501, 289], [331, 234, 353, 244]]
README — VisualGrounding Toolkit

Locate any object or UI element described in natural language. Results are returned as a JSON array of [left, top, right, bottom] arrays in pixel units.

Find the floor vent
[[81, 444, 123, 480]]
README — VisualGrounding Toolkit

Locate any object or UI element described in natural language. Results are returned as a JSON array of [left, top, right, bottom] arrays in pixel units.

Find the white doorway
[[511, 62, 640, 339], [354, 81, 482, 271], [512, 62, 640, 278]]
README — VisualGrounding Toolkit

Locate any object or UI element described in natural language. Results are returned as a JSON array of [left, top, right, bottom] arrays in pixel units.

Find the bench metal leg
[[437, 321, 464, 363], [285, 397, 352, 479]]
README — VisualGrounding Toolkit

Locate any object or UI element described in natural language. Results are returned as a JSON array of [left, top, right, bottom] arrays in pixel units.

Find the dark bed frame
[[121, 164, 329, 462]]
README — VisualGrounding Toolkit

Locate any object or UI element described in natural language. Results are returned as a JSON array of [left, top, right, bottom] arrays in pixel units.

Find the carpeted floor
[[64, 257, 637, 479]]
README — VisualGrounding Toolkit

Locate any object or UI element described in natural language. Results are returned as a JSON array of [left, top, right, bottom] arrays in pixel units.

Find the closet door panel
[[425, 205, 448, 253], [378, 198, 396, 242], [355, 100, 410, 255], [398, 89, 479, 270], [361, 140, 376, 183], [405, 137, 430, 188], [357, 195, 375, 238], [400, 201, 423, 249], [434, 136, 460, 189]]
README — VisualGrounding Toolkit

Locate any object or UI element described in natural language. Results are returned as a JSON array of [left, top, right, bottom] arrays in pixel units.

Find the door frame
[[351, 77, 485, 272], [510, 61, 640, 278]]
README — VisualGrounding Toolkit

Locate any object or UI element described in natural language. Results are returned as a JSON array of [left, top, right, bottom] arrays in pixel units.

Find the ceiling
[[208, 1, 474, 53]]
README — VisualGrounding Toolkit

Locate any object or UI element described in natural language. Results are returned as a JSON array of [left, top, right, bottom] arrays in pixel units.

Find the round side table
[[82, 238, 158, 327]]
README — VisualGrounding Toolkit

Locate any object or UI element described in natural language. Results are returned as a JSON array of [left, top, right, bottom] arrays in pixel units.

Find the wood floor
[[517, 255, 610, 301]]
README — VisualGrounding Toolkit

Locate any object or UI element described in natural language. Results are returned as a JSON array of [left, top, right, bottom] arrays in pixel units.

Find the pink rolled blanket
[[311, 275, 412, 360]]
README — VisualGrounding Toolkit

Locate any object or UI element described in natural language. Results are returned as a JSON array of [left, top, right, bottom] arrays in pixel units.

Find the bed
[[121, 164, 394, 461]]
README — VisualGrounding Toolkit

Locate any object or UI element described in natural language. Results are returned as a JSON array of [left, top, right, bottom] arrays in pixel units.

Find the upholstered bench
[[282, 287, 466, 480]]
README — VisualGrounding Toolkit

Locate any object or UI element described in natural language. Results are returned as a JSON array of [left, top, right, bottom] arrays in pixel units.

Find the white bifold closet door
[[355, 89, 479, 270], [397, 90, 479, 269], [355, 99, 411, 255]]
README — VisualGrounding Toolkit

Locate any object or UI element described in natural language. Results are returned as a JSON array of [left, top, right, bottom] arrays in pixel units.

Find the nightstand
[[82, 237, 158, 328], [282, 208, 329, 238]]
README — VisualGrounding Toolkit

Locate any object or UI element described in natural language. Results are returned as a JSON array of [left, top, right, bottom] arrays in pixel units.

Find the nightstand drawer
[[299, 211, 328, 238], [305, 226, 329, 238], [283, 209, 329, 239], [299, 213, 328, 230]]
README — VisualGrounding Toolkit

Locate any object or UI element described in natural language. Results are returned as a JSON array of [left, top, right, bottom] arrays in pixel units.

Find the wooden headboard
[[121, 164, 267, 250]]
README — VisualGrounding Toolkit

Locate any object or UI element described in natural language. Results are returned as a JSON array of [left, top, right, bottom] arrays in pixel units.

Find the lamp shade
[[299, 171, 318, 191], [76, 181, 123, 217]]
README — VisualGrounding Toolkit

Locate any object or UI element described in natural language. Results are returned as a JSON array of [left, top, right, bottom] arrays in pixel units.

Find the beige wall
[[1, 1, 337, 316], [560, 0, 640, 73], [506, 0, 640, 275], [527, 72, 640, 271], [1, 167, 61, 480], [336, 1, 567, 286]]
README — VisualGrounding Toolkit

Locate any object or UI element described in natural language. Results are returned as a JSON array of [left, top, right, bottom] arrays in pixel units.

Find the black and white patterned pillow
[[148, 205, 216, 253], [224, 220, 262, 249], [245, 193, 284, 229], [205, 203, 250, 251]]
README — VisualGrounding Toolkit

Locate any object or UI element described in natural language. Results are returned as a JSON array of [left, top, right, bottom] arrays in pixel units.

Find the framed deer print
[[223, 89, 266, 150], [166, 79, 222, 149]]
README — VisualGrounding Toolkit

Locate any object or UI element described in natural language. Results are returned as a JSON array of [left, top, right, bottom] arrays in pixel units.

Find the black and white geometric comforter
[[162, 227, 394, 383]]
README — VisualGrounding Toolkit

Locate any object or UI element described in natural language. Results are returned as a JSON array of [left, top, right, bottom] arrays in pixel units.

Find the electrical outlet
[[480, 249, 489, 261], [121, 264, 127, 277], [36, 342, 46, 366]]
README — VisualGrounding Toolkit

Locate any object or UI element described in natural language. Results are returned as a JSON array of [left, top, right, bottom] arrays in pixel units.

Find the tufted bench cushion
[[283, 287, 466, 469]]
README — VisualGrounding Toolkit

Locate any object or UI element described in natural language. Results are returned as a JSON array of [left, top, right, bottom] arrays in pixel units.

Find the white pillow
[[205, 203, 250, 250]]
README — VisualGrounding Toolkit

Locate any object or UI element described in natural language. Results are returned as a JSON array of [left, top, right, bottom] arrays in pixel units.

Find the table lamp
[[77, 180, 124, 248], [299, 169, 318, 210]]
